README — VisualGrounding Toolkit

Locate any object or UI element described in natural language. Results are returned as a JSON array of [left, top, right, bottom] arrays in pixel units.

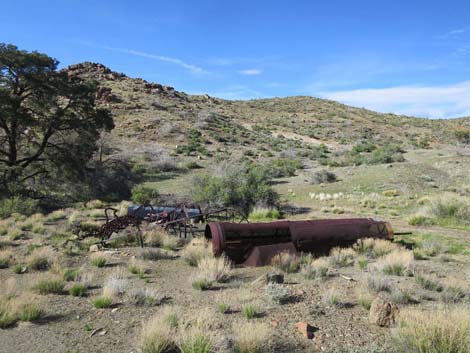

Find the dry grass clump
[[126, 287, 164, 306], [271, 251, 300, 273], [0, 300, 17, 328], [0, 249, 13, 269], [353, 238, 399, 258], [355, 286, 373, 310], [197, 256, 232, 283], [102, 269, 129, 299], [367, 275, 392, 294], [44, 209, 67, 222], [374, 249, 414, 276], [232, 321, 270, 353], [178, 328, 214, 353], [328, 247, 356, 267], [89, 252, 108, 267], [322, 287, 344, 307], [415, 274, 444, 292], [10, 294, 44, 321], [301, 256, 329, 280], [144, 227, 180, 250], [140, 306, 179, 353], [395, 306, 470, 353], [32, 275, 64, 294], [140, 248, 175, 261], [181, 237, 213, 266], [28, 247, 55, 271]]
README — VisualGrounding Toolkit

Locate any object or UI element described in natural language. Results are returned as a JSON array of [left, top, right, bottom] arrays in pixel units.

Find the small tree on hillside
[[0, 43, 113, 196], [454, 127, 470, 146]]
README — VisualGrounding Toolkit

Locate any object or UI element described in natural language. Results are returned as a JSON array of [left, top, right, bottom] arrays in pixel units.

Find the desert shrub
[[248, 207, 280, 220], [143, 227, 167, 247], [232, 321, 269, 353], [0, 301, 17, 328], [353, 238, 399, 258], [128, 262, 147, 278], [140, 248, 174, 261], [191, 164, 279, 219], [140, 307, 177, 353], [357, 256, 368, 270], [382, 189, 400, 197], [301, 257, 329, 280], [0, 197, 39, 218], [17, 302, 43, 322], [11, 264, 25, 274], [415, 274, 443, 292], [322, 288, 343, 307], [8, 228, 28, 241], [182, 237, 213, 266], [367, 276, 392, 294], [441, 286, 466, 303], [330, 346, 385, 353], [192, 278, 213, 291], [263, 158, 303, 178], [126, 288, 163, 306], [178, 329, 214, 353], [368, 145, 405, 164], [196, 256, 231, 283], [391, 288, 413, 304], [217, 303, 230, 314], [408, 214, 435, 226], [419, 240, 443, 257], [69, 284, 86, 297], [357, 294, 373, 310], [90, 253, 107, 267], [63, 268, 79, 281], [93, 296, 112, 308], [0, 250, 12, 268], [242, 304, 258, 319], [375, 249, 414, 276], [264, 283, 290, 304], [29, 256, 51, 271], [44, 210, 67, 222], [131, 185, 159, 205], [32, 277, 64, 294], [102, 270, 128, 298], [329, 247, 356, 267], [428, 195, 470, 221], [271, 251, 300, 273], [310, 169, 337, 184], [395, 306, 470, 353]]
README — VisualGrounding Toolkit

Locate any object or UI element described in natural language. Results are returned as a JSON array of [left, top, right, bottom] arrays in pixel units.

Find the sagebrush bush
[[396, 306, 470, 353], [264, 283, 290, 304], [126, 288, 163, 306], [310, 169, 337, 184]]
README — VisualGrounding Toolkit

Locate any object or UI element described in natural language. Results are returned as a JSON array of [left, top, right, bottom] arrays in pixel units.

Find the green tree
[[0, 43, 113, 196]]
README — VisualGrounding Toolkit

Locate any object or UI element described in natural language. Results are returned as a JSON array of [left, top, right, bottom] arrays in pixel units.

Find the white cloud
[[438, 28, 466, 39], [102, 46, 207, 75], [319, 82, 470, 118], [238, 69, 262, 75]]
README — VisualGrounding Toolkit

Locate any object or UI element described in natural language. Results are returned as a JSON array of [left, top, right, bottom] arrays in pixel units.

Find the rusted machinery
[[205, 218, 395, 266]]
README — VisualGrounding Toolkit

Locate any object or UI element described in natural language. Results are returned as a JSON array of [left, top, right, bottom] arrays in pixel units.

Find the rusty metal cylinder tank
[[205, 218, 393, 264]]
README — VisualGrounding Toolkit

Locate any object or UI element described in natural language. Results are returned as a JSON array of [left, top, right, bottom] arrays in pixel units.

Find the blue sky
[[1, 0, 470, 118]]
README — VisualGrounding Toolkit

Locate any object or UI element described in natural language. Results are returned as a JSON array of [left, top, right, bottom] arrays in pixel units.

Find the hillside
[[65, 62, 468, 172]]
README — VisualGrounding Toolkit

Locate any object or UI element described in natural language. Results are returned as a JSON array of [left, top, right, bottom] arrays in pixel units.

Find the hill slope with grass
[[65, 62, 469, 173]]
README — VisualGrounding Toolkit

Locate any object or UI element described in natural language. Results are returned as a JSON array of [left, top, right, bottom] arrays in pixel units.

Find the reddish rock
[[295, 322, 315, 339]]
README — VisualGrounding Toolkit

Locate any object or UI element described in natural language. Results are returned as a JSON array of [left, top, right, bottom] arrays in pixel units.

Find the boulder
[[369, 294, 399, 327]]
